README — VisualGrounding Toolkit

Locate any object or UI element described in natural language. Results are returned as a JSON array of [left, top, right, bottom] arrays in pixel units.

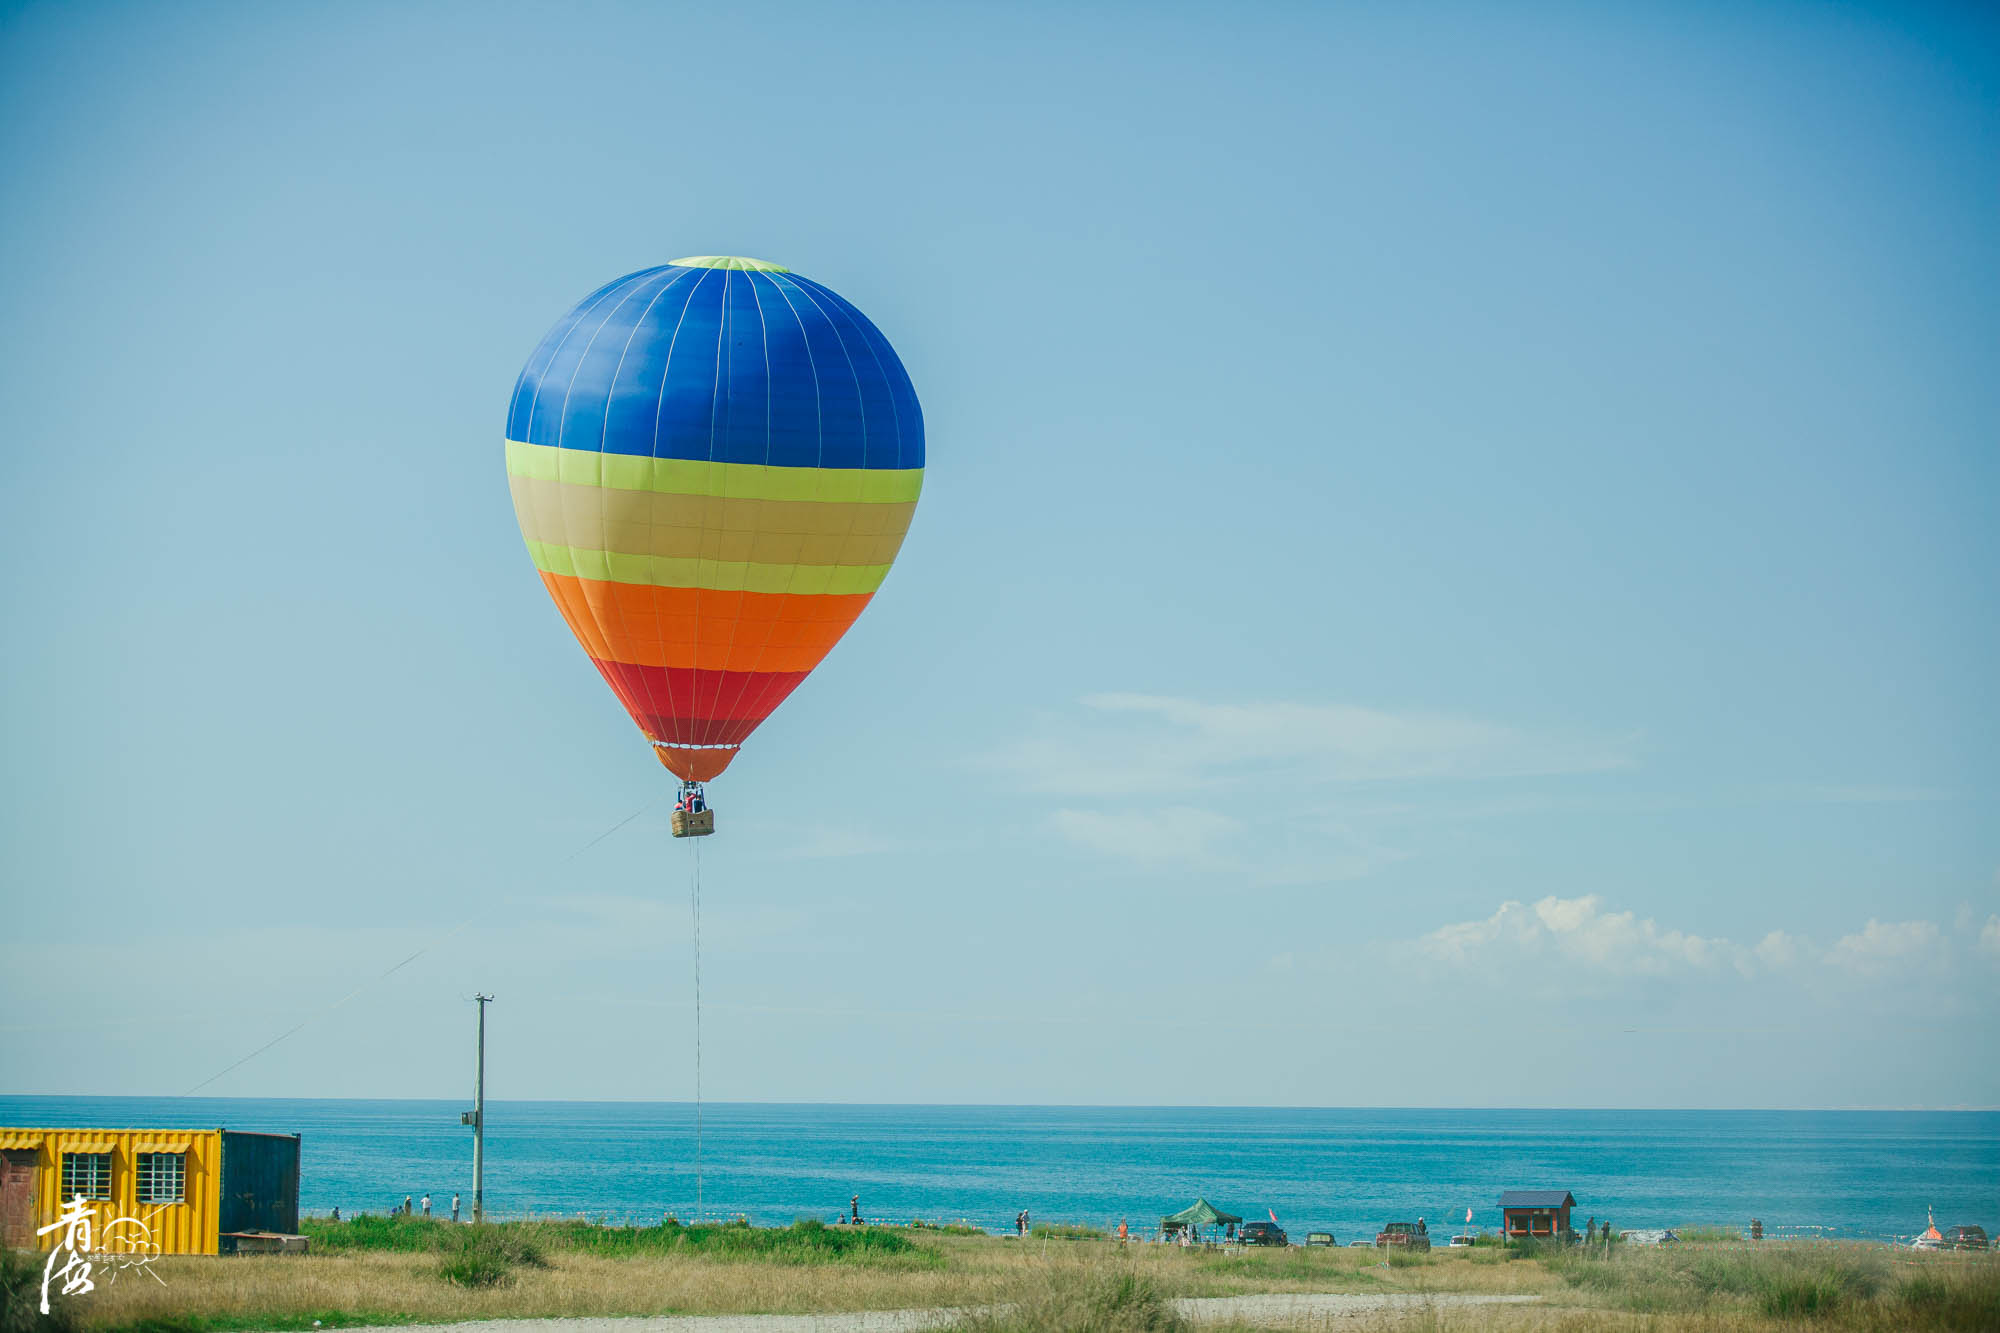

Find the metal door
[[1, 1149, 37, 1248]]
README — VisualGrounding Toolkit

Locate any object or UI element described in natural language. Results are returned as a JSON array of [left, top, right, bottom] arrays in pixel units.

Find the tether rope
[[179, 795, 662, 1098], [691, 834, 704, 1215]]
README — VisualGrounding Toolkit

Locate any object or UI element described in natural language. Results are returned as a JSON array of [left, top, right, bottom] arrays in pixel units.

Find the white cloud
[[1418, 899, 1997, 990], [1752, 784, 1952, 805], [1050, 806, 1242, 863], [1825, 919, 1946, 976], [1754, 930, 1811, 970], [992, 693, 1630, 875], [1418, 898, 1543, 965], [991, 694, 1632, 797], [1418, 894, 1741, 976]]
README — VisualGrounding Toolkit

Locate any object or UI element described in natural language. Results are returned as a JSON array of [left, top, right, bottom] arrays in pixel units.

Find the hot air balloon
[[506, 256, 923, 834]]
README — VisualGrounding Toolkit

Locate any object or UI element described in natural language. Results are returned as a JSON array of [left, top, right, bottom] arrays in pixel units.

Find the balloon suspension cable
[[691, 832, 704, 1218]]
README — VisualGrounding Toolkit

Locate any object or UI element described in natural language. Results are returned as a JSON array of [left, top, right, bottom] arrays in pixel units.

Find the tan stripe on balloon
[[508, 474, 916, 568]]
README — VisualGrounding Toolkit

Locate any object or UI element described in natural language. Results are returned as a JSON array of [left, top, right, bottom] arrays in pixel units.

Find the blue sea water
[[2, 1097, 1993, 1244]]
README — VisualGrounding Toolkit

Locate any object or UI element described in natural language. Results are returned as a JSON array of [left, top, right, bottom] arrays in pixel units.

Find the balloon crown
[[669, 255, 790, 272]]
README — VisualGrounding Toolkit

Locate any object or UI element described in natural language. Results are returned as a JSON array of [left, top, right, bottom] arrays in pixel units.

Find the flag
[[1269, 1209, 1280, 1225], [1466, 1208, 1473, 1224]]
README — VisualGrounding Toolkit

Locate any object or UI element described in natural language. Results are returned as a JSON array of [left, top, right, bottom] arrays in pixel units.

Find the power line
[[178, 796, 663, 1098]]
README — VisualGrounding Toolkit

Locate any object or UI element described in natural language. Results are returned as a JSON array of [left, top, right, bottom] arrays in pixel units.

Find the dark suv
[[1239, 1221, 1288, 1247]]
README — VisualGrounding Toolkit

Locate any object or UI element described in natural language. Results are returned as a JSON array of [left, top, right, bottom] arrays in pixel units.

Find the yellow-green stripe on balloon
[[522, 541, 897, 596], [506, 440, 924, 504]]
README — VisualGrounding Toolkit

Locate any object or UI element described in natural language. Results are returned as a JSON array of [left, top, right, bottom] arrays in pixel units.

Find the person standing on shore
[[422, 1193, 432, 1219], [1118, 1218, 1129, 1246], [403, 1195, 413, 1217], [452, 1193, 461, 1223], [851, 1194, 861, 1225]]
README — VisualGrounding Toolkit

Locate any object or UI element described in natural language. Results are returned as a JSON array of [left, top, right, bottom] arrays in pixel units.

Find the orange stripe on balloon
[[539, 572, 873, 674], [654, 745, 738, 782]]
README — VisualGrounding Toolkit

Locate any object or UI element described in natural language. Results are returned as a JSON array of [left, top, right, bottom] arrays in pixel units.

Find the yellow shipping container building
[[0, 1126, 300, 1256]]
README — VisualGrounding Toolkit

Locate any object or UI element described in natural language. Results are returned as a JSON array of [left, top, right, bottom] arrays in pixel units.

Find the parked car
[[1375, 1221, 1431, 1251], [1447, 1233, 1476, 1248], [1946, 1225, 1989, 1252], [1347, 1240, 1371, 1247], [1240, 1221, 1288, 1247], [1620, 1229, 1678, 1245], [1304, 1231, 1337, 1247]]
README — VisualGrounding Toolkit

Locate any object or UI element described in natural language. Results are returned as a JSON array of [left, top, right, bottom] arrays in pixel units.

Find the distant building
[[0, 1126, 300, 1255], [1499, 1189, 1576, 1240]]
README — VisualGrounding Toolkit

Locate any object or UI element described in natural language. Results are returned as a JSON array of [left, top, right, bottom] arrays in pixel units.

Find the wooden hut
[[1499, 1189, 1575, 1240]]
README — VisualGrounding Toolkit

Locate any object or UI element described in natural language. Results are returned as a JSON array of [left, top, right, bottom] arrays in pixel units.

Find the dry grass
[[1228, 1245, 2000, 1333], [1182, 1245, 1565, 1298], [57, 1232, 2000, 1333], [75, 1247, 981, 1327], [1540, 1240, 2000, 1328], [67, 1234, 1543, 1331]]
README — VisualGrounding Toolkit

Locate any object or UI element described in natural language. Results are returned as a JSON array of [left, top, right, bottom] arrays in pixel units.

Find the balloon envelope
[[506, 256, 924, 781]]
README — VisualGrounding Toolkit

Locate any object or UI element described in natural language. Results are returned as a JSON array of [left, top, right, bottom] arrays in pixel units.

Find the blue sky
[[2, 0, 1995, 1108]]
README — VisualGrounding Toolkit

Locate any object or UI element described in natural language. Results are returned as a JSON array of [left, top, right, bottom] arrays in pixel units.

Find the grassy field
[[11, 1216, 1997, 1333]]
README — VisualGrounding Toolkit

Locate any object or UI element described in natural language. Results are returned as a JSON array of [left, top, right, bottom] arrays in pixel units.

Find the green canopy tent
[[1161, 1199, 1243, 1234]]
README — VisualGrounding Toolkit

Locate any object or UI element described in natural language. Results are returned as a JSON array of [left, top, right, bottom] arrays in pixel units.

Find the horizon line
[[5, 1093, 1996, 1114]]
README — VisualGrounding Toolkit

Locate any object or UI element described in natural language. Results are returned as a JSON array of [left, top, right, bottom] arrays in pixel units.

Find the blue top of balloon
[[506, 257, 923, 472]]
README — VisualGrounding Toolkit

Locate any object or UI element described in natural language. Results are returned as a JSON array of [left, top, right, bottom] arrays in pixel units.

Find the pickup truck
[[1375, 1221, 1431, 1251]]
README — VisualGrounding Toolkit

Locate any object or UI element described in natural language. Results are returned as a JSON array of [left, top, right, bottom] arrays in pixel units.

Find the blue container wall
[[219, 1131, 300, 1234]]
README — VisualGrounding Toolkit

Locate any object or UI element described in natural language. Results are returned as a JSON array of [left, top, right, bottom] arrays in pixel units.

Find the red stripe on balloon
[[587, 659, 813, 745]]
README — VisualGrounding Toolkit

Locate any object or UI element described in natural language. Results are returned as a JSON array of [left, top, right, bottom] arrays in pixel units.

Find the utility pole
[[463, 994, 492, 1223]]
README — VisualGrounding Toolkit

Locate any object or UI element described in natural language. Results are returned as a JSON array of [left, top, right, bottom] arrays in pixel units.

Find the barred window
[[136, 1152, 185, 1204], [60, 1152, 112, 1201]]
